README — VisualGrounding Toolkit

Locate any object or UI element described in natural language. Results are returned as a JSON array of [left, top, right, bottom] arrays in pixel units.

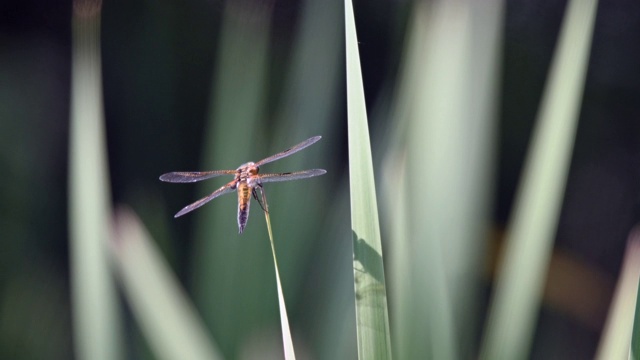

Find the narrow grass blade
[[110, 207, 223, 360], [345, 1, 392, 358], [260, 189, 296, 360], [595, 228, 640, 360], [381, 10, 427, 358], [68, 1, 122, 359], [480, 0, 598, 358], [387, 1, 503, 358]]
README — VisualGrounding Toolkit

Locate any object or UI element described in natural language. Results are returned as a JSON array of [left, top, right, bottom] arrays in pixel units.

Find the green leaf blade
[[110, 208, 223, 360], [345, 1, 392, 359], [68, 4, 123, 359], [480, 0, 599, 358]]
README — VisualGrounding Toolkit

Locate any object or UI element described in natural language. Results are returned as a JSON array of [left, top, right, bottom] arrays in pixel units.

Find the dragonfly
[[160, 136, 326, 233]]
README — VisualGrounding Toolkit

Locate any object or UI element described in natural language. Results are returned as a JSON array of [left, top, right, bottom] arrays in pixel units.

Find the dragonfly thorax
[[236, 162, 260, 186]]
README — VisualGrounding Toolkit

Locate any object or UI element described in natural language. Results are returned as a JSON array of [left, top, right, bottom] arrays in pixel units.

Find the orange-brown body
[[237, 182, 251, 233], [235, 164, 260, 233]]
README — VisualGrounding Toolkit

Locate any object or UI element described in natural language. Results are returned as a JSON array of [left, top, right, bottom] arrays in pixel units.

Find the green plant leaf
[[480, 0, 598, 358], [386, 1, 503, 358], [345, 1, 392, 359], [68, 3, 123, 359], [110, 207, 223, 360], [259, 189, 296, 360]]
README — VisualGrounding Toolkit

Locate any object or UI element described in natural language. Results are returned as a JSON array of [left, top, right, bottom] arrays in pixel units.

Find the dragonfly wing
[[258, 169, 326, 184], [255, 136, 322, 167], [174, 182, 235, 217], [159, 170, 235, 183]]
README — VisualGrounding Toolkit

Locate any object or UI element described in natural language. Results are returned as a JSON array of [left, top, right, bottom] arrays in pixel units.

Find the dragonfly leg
[[252, 187, 268, 213], [252, 185, 269, 213]]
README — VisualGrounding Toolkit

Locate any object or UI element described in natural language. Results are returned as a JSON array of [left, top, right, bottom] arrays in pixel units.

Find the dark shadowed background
[[1, 0, 639, 359]]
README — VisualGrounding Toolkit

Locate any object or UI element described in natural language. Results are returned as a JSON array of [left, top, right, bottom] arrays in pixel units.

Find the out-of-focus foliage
[[2, 0, 640, 359]]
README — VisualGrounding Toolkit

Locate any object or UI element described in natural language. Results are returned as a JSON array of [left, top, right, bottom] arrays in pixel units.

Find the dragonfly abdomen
[[237, 182, 252, 233]]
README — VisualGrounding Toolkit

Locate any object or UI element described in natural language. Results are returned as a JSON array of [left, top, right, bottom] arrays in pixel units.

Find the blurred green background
[[2, 0, 640, 359]]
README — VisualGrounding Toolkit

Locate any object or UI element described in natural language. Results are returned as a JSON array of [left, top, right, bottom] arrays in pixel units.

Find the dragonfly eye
[[237, 161, 255, 171]]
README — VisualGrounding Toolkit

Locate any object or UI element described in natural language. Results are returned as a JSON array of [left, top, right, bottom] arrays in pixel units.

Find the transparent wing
[[258, 169, 326, 184], [255, 136, 322, 167], [174, 182, 236, 217], [159, 170, 235, 183]]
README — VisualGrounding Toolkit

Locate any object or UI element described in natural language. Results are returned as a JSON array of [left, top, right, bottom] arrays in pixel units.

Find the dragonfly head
[[237, 161, 255, 170], [237, 162, 259, 172]]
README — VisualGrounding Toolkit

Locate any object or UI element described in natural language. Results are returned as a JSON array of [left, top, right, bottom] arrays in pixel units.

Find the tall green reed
[[481, 1, 597, 358], [68, 2, 123, 359], [345, 0, 392, 359]]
